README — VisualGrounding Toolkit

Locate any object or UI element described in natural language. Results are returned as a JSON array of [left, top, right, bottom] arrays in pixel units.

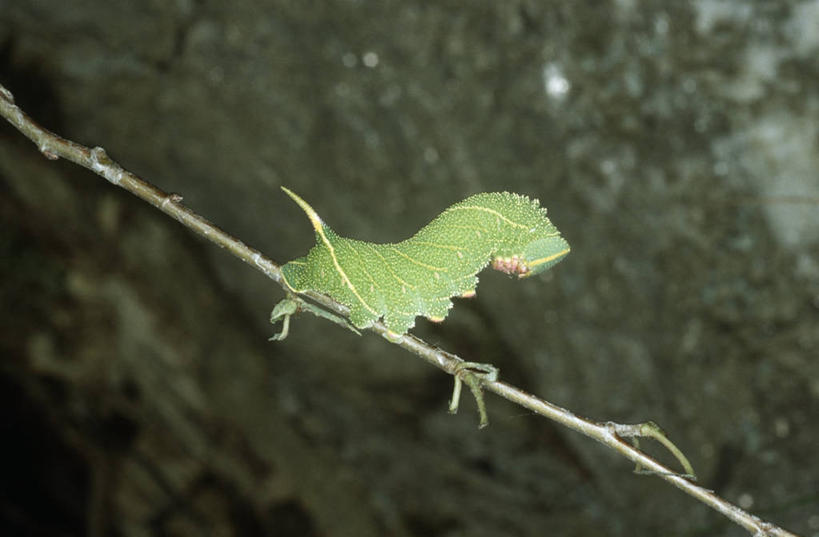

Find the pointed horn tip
[[280, 186, 324, 231]]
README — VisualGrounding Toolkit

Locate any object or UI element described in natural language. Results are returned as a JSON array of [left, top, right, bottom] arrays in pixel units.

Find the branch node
[[90, 146, 110, 172], [38, 142, 59, 160], [0, 85, 13, 103], [161, 193, 184, 209]]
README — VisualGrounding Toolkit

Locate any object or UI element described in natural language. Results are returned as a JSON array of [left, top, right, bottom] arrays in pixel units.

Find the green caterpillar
[[281, 187, 570, 335]]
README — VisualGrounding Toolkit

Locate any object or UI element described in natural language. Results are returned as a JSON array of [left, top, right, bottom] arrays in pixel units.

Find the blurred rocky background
[[1, 1, 817, 536]]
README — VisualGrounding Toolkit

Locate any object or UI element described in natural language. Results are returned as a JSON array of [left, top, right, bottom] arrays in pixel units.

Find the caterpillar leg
[[270, 296, 361, 341], [269, 298, 299, 341], [449, 361, 500, 428]]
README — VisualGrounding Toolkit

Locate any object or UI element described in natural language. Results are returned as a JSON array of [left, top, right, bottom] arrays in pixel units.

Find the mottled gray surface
[[1, 1, 817, 536]]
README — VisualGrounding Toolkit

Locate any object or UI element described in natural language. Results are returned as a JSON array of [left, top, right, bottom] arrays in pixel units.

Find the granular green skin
[[281, 189, 570, 335]]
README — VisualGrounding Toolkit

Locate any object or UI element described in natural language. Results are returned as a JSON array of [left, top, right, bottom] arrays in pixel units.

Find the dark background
[[1, 2, 817, 536]]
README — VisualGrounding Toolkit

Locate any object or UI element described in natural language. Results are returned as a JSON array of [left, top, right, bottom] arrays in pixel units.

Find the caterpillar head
[[492, 236, 570, 278]]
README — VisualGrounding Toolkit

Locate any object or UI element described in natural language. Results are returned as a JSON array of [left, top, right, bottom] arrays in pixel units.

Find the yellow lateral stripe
[[317, 229, 379, 316], [280, 270, 296, 292], [281, 187, 378, 316], [389, 246, 447, 272], [365, 243, 416, 290], [527, 248, 571, 267], [446, 204, 529, 230]]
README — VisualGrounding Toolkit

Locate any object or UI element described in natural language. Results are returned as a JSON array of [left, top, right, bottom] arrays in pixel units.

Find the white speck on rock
[[362, 51, 379, 68], [542, 63, 570, 99]]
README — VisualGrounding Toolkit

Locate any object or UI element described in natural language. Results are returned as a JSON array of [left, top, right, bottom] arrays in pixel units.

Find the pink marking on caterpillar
[[491, 255, 530, 276]]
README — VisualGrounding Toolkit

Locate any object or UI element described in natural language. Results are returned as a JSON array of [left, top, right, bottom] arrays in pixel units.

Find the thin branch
[[0, 82, 803, 537]]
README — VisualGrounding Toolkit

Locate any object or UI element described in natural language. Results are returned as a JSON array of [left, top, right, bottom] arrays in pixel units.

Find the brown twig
[[0, 82, 803, 537]]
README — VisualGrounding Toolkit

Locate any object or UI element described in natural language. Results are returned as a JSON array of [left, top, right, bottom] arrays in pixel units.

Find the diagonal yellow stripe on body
[[281, 187, 379, 316]]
